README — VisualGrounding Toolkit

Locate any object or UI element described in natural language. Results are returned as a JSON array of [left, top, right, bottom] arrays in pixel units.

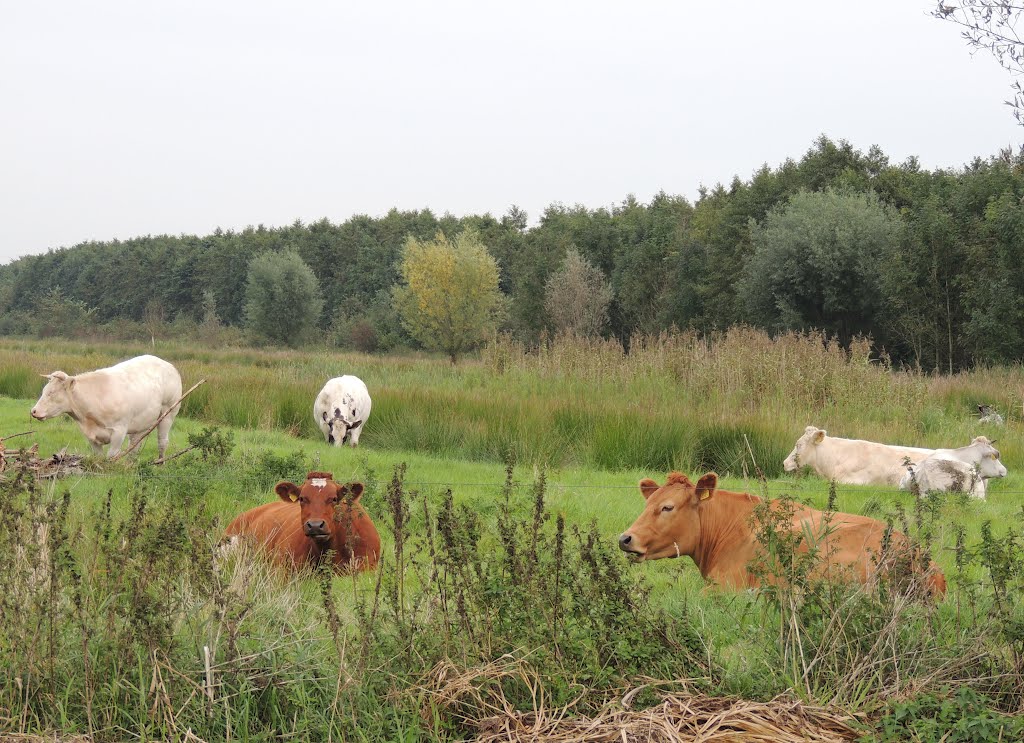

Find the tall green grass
[[1, 330, 1018, 476]]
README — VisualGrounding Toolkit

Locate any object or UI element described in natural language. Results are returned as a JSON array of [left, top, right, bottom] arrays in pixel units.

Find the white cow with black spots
[[314, 375, 371, 447]]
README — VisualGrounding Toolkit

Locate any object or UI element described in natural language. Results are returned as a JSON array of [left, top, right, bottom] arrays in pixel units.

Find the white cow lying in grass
[[977, 404, 1005, 426], [314, 375, 371, 447], [30, 354, 183, 458], [783, 426, 935, 486], [899, 436, 1007, 499]]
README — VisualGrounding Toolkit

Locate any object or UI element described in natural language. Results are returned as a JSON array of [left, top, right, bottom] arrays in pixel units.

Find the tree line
[[2, 135, 1024, 370]]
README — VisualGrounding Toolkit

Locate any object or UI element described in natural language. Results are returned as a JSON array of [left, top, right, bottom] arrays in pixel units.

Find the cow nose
[[618, 533, 632, 550], [304, 520, 327, 534]]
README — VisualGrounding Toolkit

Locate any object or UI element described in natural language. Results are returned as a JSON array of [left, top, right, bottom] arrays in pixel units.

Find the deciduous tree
[[934, 1, 1024, 123], [543, 248, 613, 337], [739, 190, 901, 344], [393, 229, 505, 362], [243, 250, 323, 347]]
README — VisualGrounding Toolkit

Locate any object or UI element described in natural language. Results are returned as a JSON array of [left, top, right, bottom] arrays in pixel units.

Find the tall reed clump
[[0, 330, 1011, 474], [746, 478, 1024, 713]]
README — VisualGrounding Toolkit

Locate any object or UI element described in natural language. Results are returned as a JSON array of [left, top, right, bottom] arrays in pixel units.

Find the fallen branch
[[151, 443, 199, 466], [111, 379, 207, 462], [1, 430, 35, 442]]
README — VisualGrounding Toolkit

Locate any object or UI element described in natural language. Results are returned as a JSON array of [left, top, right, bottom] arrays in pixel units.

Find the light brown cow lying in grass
[[618, 471, 946, 597]]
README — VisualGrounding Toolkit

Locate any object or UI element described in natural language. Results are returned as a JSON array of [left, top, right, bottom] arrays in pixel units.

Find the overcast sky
[[1, 0, 1021, 264]]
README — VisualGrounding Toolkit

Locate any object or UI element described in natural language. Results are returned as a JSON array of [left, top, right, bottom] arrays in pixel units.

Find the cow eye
[[661, 504, 674, 513]]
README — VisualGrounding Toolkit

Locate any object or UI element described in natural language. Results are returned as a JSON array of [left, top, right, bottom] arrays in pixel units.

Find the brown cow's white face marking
[[618, 473, 717, 562], [31, 372, 73, 420]]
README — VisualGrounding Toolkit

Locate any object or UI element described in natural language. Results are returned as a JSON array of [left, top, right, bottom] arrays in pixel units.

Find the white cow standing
[[783, 426, 935, 486], [31, 354, 183, 459], [314, 376, 371, 447], [899, 436, 1007, 499]]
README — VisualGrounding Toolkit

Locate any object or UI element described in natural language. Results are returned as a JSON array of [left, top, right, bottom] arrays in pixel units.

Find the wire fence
[[16, 466, 1024, 497]]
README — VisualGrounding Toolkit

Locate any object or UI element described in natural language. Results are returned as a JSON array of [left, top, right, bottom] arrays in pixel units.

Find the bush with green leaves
[[865, 686, 1024, 743], [243, 250, 324, 347]]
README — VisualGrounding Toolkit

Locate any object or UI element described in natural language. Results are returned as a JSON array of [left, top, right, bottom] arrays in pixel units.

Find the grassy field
[[1, 333, 1023, 741]]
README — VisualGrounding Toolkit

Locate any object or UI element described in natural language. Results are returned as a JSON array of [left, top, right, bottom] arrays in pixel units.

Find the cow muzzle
[[303, 520, 331, 540], [30, 409, 45, 420], [618, 533, 644, 558]]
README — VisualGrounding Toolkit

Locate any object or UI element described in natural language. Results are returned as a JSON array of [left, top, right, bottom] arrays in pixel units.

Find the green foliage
[[32, 287, 97, 338], [5, 138, 1024, 368], [186, 425, 235, 461], [866, 686, 1024, 743], [243, 250, 324, 347], [2, 344, 1024, 738], [740, 190, 901, 343], [393, 229, 506, 362]]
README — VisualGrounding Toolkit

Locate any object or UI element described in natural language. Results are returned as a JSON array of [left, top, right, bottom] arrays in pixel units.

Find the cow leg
[[89, 439, 105, 457], [156, 411, 176, 459], [349, 424, 362, 447], [105, 428, 129, 458]]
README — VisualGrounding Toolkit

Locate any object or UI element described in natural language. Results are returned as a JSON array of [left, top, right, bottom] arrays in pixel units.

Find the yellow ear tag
[[289, 493, 298, 502], [700, 492, 711, 500]]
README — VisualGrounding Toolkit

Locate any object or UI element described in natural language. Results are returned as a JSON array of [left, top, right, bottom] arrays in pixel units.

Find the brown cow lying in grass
[[618, 471, 946, 596], [225, 471, 381, 573]]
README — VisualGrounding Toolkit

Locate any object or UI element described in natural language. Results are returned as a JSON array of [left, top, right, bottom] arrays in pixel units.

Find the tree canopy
[[739, 190, 901, 343], [243, 250, 323, 347], [392, 229, 505, 363], [3, 136, 1024, 371]]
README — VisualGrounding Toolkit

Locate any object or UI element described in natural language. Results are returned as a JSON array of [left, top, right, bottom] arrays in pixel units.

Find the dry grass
[[419, 657, 864, 742]]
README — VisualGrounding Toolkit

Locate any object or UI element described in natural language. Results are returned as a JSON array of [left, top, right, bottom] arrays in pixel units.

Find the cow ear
[[639, 478, 659, 500], [322, 411, 328, 421], [339, 482, 364, 501], [349, 419, 362, 429], [812, 430, 826, 444], [695, 472, 718, 501], [275, 482, 300, 503]]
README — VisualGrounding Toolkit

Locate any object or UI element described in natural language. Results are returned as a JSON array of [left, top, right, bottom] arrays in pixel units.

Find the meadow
[[0, 331, 1022, 741]]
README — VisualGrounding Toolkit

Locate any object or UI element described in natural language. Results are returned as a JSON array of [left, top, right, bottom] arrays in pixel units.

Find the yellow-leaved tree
[[393, 229, 506, 363]]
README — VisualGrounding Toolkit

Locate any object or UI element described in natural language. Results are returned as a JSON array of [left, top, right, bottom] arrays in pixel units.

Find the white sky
[[1, 0, 1020, 263]]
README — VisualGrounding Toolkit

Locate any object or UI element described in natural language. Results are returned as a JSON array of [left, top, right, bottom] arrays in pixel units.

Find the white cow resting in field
[[783, 426, 935, 486], [899, 436, 1007, 499], [31, 354, 183, 458], [314, 375, 371, 447]]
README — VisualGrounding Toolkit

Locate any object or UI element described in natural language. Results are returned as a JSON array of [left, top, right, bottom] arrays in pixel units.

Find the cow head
[[31, 371, 73, 420], [970, 437, 1007, 479], [322, 406, 362, 446], [618, 472, 718, 561], [275, 472, 365, 544], [783, 426, 826, 472]]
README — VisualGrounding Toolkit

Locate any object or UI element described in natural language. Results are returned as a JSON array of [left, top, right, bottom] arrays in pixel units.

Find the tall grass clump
[[0, 330, 1018, 472], [0, 443, 714, 740]]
